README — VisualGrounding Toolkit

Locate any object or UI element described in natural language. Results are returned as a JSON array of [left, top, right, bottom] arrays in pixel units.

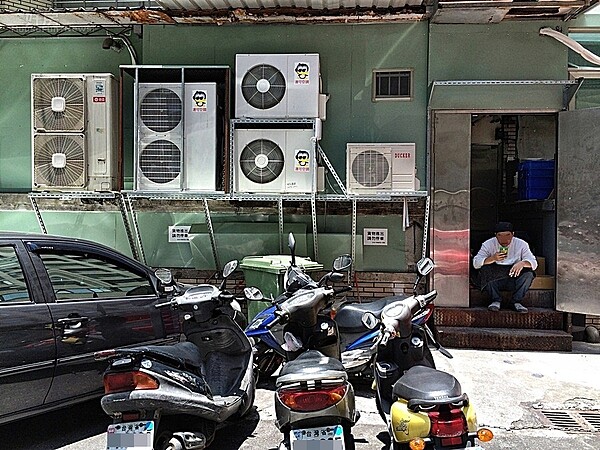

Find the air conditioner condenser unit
[[31, 73, 119, 191], [233, 127, 316, 194], [346, 143, 419, 194], [235, 54, 320, 119]]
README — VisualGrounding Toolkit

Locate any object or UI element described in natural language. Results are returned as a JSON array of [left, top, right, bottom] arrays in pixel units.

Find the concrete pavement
[[229, 341, 600, 450], [28, 342, 600, 450]]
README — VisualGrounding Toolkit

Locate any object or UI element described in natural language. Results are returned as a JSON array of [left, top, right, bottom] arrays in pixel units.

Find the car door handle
[[57, 316, 89, 334]]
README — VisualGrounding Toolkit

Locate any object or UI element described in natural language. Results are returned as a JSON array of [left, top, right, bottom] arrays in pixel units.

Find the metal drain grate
[[540, 410, 600, 432]]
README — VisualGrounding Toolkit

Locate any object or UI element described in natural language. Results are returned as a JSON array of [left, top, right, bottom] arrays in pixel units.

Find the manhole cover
[[538, 410, 600, 432]]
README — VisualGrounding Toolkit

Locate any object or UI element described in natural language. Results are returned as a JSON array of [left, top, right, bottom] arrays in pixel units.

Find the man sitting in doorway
[[473, 222, 537, 313]]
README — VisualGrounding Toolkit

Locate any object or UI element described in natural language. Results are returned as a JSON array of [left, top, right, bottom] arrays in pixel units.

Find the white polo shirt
[[473, 236, 538, 271]]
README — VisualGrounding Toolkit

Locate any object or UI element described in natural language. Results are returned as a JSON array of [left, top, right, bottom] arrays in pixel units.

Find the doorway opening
[[470, 113, 557, 295]]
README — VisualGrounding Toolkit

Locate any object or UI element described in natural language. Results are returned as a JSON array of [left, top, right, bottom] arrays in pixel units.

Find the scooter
[[363, 258, 494, 450], [249, 233, 359, 450], [95, 260, 257, 450], [246, 260, 437, 379]]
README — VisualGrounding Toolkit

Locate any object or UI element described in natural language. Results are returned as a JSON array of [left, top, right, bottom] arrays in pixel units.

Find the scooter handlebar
[[154, 299, 174, 309], [266, 311, 289, 329], [415, 290, 437, 309], [333, 286, 352, 295]]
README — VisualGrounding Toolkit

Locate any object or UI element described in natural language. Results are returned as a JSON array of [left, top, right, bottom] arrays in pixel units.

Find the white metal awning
[[0, 0, 598, 35]]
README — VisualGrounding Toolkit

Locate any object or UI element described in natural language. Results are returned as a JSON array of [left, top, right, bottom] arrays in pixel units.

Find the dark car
[[0, 232, 181, 424]]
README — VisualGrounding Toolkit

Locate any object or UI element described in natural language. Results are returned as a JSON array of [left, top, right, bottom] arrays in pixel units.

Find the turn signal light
[[104, 371, 159, 394], [409, 438, 426, 450], [278, 384, 347, 412], [477, 428, 494, 442]]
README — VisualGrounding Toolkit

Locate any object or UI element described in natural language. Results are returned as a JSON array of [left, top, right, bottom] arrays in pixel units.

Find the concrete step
[[437, 326, 573, 352], [434, 307, 564, 330], [469, 288, 554, 308]]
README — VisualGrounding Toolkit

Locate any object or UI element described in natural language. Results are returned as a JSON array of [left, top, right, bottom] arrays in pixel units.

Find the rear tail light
[[104, 371, 159, 394], [278, 384, 347, 412], [428, 408, 468, 446]]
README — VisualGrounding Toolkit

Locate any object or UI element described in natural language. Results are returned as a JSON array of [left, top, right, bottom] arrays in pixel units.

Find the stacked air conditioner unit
[[233, 126, 316, 194], [135, 82, 218, 192], [233, 54, 321, 195], [31, 73, 119, 191], [346, 143, 419, 194]]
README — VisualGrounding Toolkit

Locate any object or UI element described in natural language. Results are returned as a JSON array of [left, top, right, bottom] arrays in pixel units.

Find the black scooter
[[95, 260, 257, 450]]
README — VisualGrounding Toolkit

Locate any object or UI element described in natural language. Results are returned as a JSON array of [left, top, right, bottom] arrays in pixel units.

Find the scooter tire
[[344, 426, 356, 450], [255, 343, 284, 379]]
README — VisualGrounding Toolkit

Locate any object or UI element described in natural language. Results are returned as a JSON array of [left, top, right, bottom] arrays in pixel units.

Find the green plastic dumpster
[[240, 255, 323, 322]]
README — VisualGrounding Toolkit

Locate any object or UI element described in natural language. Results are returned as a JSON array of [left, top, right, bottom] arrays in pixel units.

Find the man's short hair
[[495, 221, 514, 233]]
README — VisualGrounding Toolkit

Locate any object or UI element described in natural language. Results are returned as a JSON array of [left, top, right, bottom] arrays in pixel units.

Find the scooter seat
[[392, 365, 465, 410], [335, 295, 407, 332], [124, 341, 204, 372], [277, 350, 347, 388]]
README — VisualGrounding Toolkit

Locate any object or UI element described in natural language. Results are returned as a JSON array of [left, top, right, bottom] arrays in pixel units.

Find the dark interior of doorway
[[469, 113, 557, 277]]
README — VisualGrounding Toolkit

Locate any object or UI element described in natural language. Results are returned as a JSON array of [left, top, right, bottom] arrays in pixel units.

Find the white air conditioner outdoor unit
[[346, 143, 419, 194], [234, 127, 316, 194], [135, 82, 218, 191], [31, 73, 119, 191], [235, 54, 320, 119]]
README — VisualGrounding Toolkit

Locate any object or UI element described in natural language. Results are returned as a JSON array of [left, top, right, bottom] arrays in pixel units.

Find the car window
[[0, 245, 33, 303], [38, 252, 155, 301]]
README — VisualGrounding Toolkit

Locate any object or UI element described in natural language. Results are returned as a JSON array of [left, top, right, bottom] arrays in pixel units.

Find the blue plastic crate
[[518, 159, 555, 200]]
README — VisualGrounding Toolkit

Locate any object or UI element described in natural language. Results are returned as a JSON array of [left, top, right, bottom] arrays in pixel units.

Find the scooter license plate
[[290, 425, 345, 450], [106, 420, 154, 450]]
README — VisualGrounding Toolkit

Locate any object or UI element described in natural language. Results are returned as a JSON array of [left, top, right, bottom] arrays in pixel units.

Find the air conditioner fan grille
[[241, 64, 286, 110], [352, 150, 390, 187], [139, 140, 181, 184], [32, 77, 85, 132], [33, 134, 85, 188], [140, 88, 182, 133], [240, 139, 284, 184]]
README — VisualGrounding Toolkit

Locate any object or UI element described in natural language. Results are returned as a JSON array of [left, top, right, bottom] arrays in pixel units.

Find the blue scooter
[[246, 257, 443, 379]]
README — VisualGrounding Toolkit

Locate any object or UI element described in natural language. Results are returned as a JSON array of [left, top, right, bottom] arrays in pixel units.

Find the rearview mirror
[[288, 232, 296, 267], [223, 260, 239, 278], [416, 257, 435, 276], [155, 268, 173, 285], [333, 254, 352, 272], [361, 311, 379, 330], [244, 286, 264, 301]]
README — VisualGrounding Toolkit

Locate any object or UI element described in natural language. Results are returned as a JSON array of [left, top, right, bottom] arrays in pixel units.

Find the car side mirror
[[155, 268, 173, 284], [244, 286, 264, 301], [361, 312, 379, 330]]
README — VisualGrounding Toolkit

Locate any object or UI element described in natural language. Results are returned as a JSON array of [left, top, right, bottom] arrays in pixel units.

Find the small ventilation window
[[373, 70, 412, 101]]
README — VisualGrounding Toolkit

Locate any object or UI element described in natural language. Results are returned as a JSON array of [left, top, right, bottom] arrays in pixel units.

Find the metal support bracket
[[317, 143, 347, 195], [116, 192, 140, 261], [563, 78, 583, 110], [311, 193, 318, 261], [203, 198, 220, 271], [29, 196, 47, 234], [278, 197, 284, 254]]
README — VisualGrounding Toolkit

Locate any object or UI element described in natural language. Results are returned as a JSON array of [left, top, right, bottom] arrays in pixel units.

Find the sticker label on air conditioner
[[93, 80, 106, 103], [294, 149, 310, 172], [294, 62, 310, 85], [191, 90, 208, 112]]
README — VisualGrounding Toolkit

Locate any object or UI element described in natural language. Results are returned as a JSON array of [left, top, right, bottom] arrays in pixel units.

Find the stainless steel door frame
[[557, 108, 600, 315], [430, 112, 472, 307]]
